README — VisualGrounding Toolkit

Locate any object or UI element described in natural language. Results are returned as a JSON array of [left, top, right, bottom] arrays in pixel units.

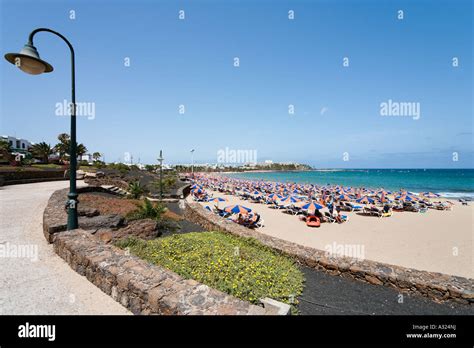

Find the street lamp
[[5, 28, 79, 230], [157, 150, 164, 200], [190, 149, 195, 176]]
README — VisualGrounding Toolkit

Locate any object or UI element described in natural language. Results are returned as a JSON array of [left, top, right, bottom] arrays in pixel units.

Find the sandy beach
[[192, 191, 473, 279]]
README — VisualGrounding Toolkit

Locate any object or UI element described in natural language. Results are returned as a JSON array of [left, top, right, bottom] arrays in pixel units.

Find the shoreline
[[213, 170, 474, 200]]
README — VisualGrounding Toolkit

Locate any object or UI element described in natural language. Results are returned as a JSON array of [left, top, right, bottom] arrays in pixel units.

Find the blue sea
[[226, 169, 474, 199]]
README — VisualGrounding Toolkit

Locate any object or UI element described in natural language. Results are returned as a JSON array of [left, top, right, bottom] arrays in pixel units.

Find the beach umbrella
[[224, 205, 252, 215], [207, 197, 227, 203], [378, 194, 392, 203], [338, 194, 351, 201], [191, 188, 204, 194], [267, 193, 282, 201], [301, 202, 324, 211], [397, 194, 417, 202], [190, 184, 202, 189], [356, 196, 375, 204], [279, 196, 301, 204]]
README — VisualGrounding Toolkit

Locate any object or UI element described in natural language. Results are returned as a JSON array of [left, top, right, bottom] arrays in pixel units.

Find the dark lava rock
[[78, 205, 100, 217], [113, 218, 161, 241], [79, 214, 125, 230]]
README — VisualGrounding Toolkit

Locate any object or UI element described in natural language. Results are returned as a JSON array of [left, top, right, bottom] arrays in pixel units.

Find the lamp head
[[5, 43, 53, 75]]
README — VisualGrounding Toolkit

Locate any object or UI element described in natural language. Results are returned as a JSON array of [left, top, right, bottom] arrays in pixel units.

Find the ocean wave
[[311, 170, 344, 173], [438, 192, 474, 200]]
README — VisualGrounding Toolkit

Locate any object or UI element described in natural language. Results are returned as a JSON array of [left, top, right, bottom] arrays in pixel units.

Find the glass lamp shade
[[4, 44, 53, 75]]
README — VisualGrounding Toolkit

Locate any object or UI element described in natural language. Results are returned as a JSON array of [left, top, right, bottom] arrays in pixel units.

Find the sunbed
[[346, 202, 363, 211], [363, 206, 383, 217], [324, 212, 336, 223], [339, 202, 353, 212]]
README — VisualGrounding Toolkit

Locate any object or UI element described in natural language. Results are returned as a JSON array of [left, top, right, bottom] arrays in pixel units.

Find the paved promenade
[[0, 181, 129, 314]]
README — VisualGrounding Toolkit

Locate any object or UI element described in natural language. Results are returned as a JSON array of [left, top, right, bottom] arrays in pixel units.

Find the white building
[[1, 135, 32, 153], [79, 154, 95, 163], [263, 160, 274, 166]]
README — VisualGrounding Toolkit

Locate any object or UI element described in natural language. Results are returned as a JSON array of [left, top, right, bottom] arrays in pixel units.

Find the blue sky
[[0, 0, 472, 168]]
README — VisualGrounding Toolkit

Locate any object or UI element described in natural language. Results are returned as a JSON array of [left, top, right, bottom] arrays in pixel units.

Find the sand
[[193, 192, 473, 279]]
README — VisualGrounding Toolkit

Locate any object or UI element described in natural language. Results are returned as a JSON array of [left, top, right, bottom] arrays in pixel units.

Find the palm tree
[[76, 144, 88, 159], [54, 133, 70, 162], [0, 139, 12, 164], [53, 133, 87, 163], [92, 152, 101, 161], [127, 198, 166, 220], [128, 181, 145, 199], [0, 139, 12, 153], [31, 142, 52, 164]]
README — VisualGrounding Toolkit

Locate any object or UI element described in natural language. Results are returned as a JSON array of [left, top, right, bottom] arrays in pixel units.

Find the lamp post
[[5, 28, 79, 230], [157, 150, 164, 200], [190, 149, 195, 176]]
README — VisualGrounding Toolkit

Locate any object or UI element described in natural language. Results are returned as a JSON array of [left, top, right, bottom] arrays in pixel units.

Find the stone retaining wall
[[43, 186, 123, 243], [43, 187, 283, 315], [43, 188, 69, 243], [54, 229, 266, 315], [0, 169, 66, 186], [184, 200, 474, 305], [175, 183, 191, 199]]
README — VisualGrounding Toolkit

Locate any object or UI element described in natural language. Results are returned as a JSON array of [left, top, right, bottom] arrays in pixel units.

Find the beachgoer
[[335, 210, 343, 224]]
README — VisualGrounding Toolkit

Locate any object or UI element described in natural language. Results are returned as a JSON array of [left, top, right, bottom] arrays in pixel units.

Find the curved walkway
[[0, 181, 130, 315]]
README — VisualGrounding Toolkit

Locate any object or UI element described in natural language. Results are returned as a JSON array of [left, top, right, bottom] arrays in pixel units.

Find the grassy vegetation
[[31, 164, 63, 169], [79, 165, 97, 172], [115, 231, 304, 311]]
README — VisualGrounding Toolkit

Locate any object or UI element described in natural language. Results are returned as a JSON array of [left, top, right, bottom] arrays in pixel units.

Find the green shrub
[[93, 161, 105, 169], [128, 181, 145, 199], [164, 175, 176, 189], [107, 162, 130, 174], [151, 175, 177, 194], [115, 231, 304, 311], [145, 164, 156, 172], [20, 157, 34, 166], [127, 198, 166, 220], [126, 198, 178, 232]]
